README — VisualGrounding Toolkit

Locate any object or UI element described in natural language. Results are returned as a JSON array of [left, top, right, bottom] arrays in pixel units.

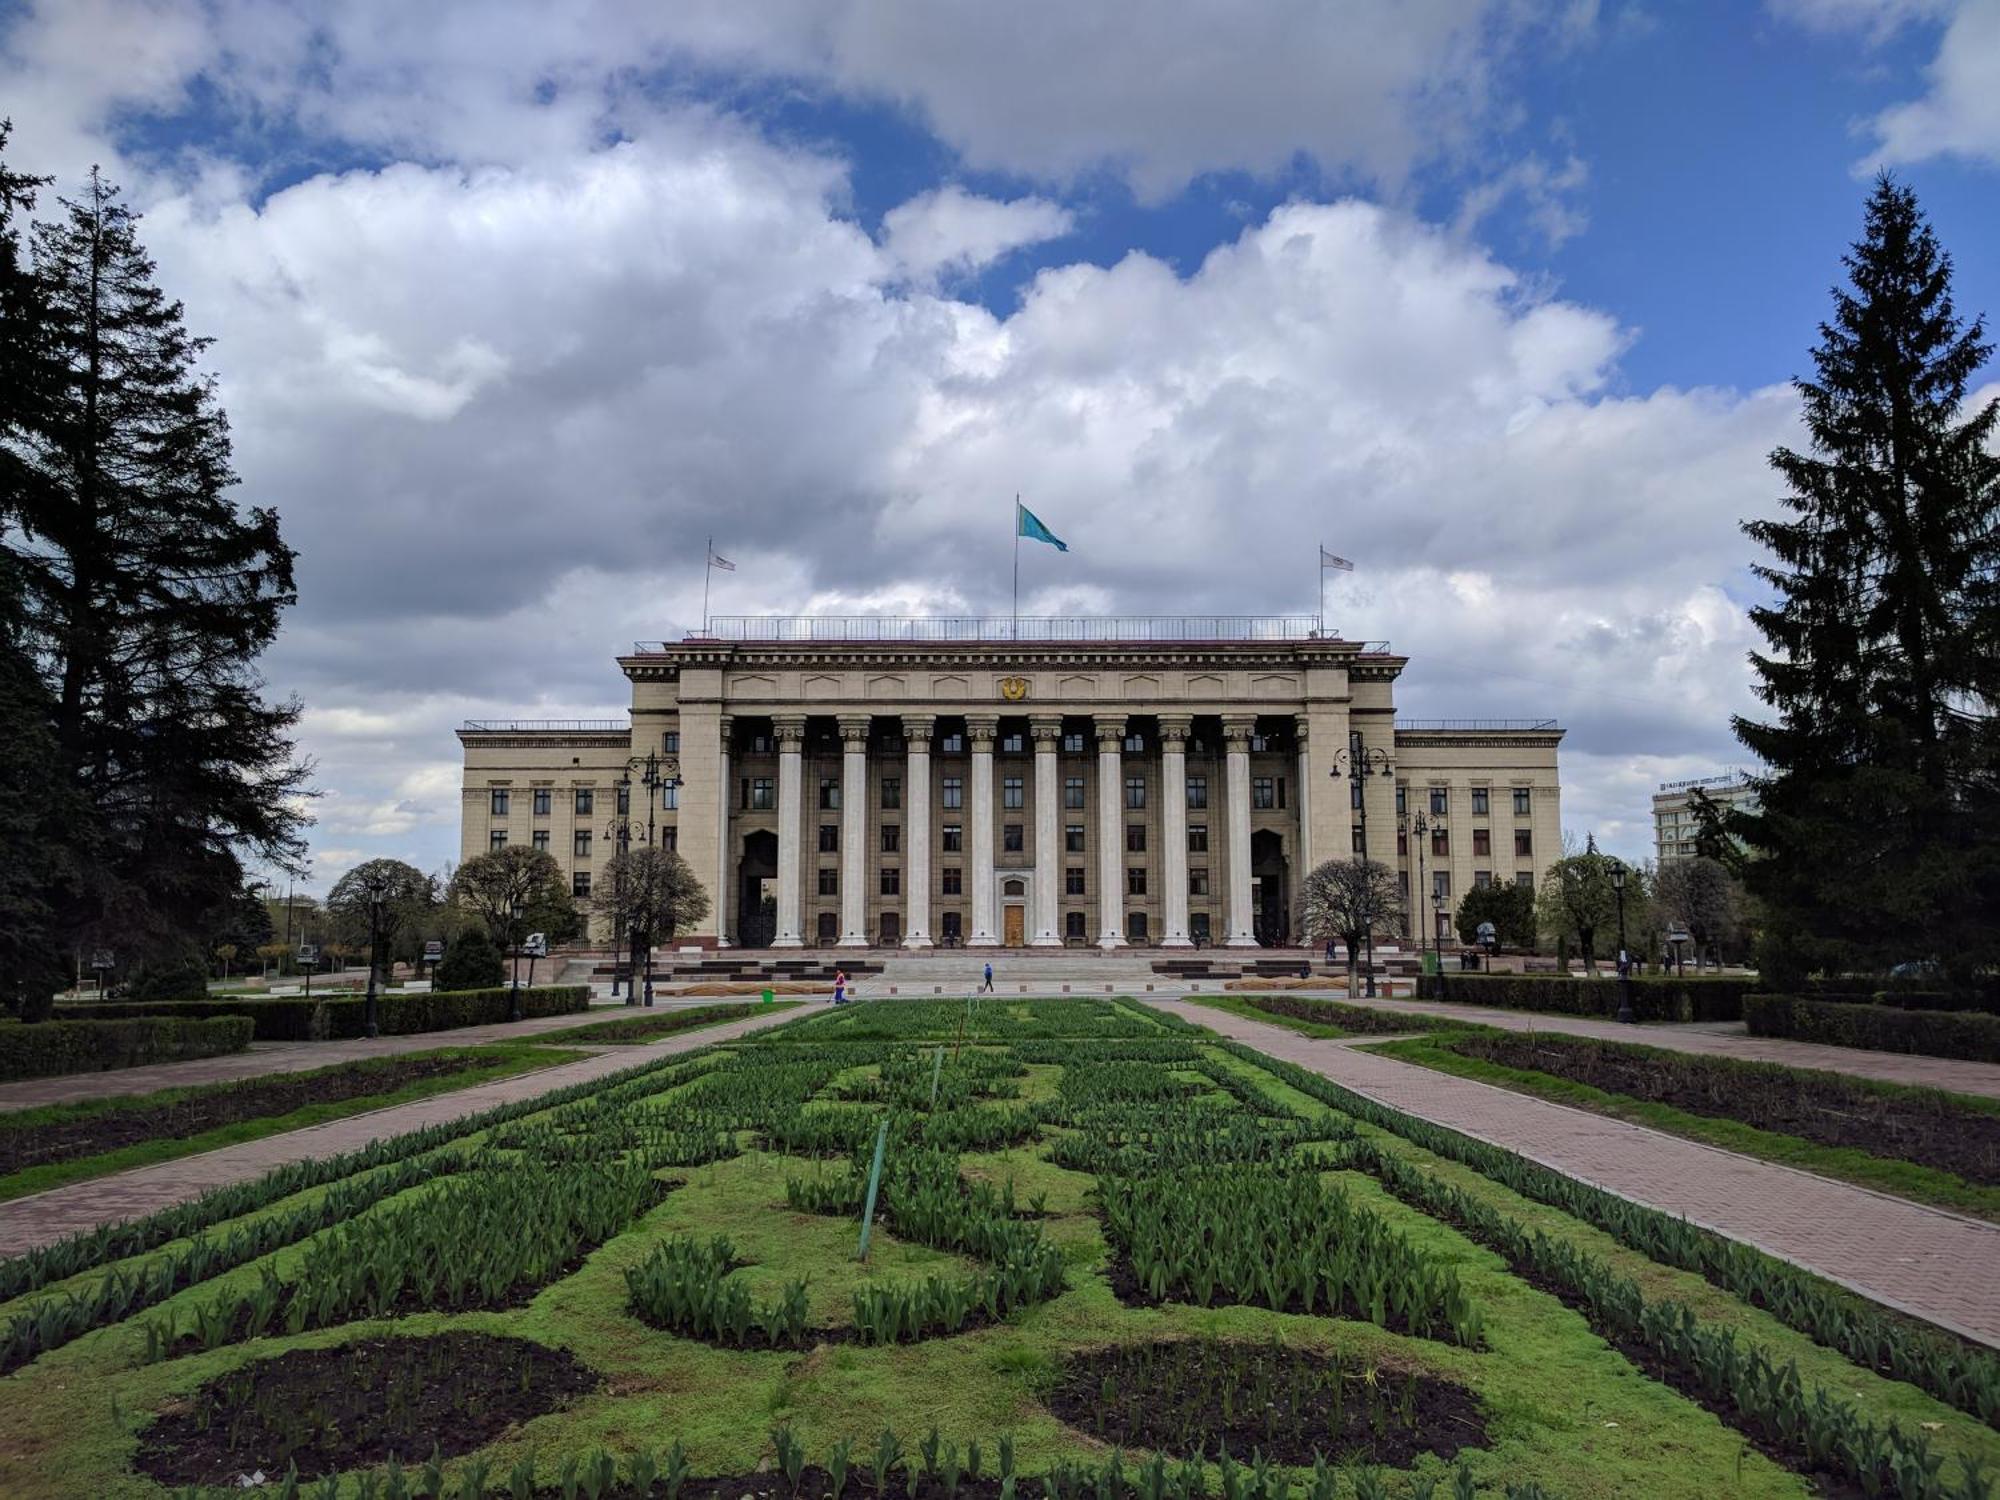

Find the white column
[[1030, 715, 1062, 945], [902, 716, 934, 947], [967, 714, 999, 946], [772, 715, 805, 946], [715, 716, 733, 947], [1294, 715, 1313, 878], [1223, 714, 1257, 947], [1158, 715, 1192, 947], [1094, 717, 1126, 947], [837, 715, 870, 946]]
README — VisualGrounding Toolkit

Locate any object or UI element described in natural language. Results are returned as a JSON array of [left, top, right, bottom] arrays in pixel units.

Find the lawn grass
[[1361, 1033, 2000, 1222], [2, 999, 1991, 1500], [1185, 992, 1475, 1041], [0, 1043, 582, 1203], [531, 1000, 800, 1044]]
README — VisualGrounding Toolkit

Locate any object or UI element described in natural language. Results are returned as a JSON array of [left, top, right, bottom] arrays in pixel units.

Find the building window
[[1127, 867, 1148, 896], [1003, 776, 1024, 810], [660, 782, 678, 811], [1433, 871, 1451, 900], [1429, 787, 1447, 816], [1350, 780, 1362, 809], [1066, 911, 1086, 941], [1252, 777, 1276, 810], [1250, 732, 1272, 752], [615, 784, 630, 816], [1515, 829, 1534, 857], [1125, 776, 1146, 809], [574, 830, 592, 858], [1123, 730, 1145, 753], [942, 777, 963, 810], [749, 731, 774, 754], [663, 731, 680, 754], [489, 788, 510, 815], [942, 824, 963, 852], [1399, 871, 1409, 901], [817, 869, 838, 896], [939, 731, 965, 755], [489, 830, 508, 850], [1188, 825, 1208, 853], [1473, 828, 1491, 857], [1471, 787, 1490, 815], [1474, 870, 1493, 888], [1514, 787, 1532, 816], [1351, 828, 1365, 854], [532, 830, 550, 852], [1062, 730, 1085, 754], [1397, 830, 1409, 856], [1515, 871, 1534, 892], [1064, 776, 1085, 809], [1004, 823, 1024, 853], [1126, 825, 1147, 853], [533, 788, 551, 816], [1395, 785, 1407, 816], [1431, 829, 1448, 857], [572, 871, 591, 898], [819, 825, 839, 853], [819, 777, 840, 811], [1187, 776, 1208, 809], [942, 867, 962, 895], [574, 788, 593, 816], [881, 776, 901, 810], [749, 778, 774, 810], [1001, 730, 1025, 754], [662, 827, 677, 852], [1189, 868, 1209, 896], [880, 825, 900, 853], [1066, 868, 1086, 896], [1065, 824, 1085, 853], [881, 868, 900, 896]]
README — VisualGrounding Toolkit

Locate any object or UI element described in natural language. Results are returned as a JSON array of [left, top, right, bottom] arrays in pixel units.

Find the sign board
[[1475, 921, 1496, 943], [88, 949, 114, 971], [297, 944, 319, 968], [522, 933, 548, 958], [422, 940, 444, 963], [1667, 929, 1692, 944]]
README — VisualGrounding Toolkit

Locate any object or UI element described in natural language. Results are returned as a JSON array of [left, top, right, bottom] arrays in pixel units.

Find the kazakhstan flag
[[1016, 501, 1069, 552]]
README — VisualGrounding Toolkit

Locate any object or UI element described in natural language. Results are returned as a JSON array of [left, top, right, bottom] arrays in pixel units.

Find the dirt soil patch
[[134, 1331, 599, 1487], [0, 1054, 497, 1175], [1447, 1033, 2000, 1185], [1043, 1338, 1488, 1467]]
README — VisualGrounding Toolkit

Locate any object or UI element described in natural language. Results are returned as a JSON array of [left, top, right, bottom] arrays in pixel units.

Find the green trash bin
[[1420, 951, 1440, 977], [762, 987, 775, 1005]]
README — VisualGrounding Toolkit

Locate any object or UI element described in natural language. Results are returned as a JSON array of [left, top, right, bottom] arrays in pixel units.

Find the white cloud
[[881, 186, 1073, 283]]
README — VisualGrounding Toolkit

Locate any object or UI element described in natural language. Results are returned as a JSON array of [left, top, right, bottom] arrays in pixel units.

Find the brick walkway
[[0, 1006, 801, 1260], [1163, 1001, 2000, 1347], [1258, 990, 2000, 1100], [0, 999, 769, 1113]]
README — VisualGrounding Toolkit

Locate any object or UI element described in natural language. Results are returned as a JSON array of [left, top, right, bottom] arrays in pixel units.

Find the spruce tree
[[1735, 176, 2000, 981], [4, 165, 308, 1015]]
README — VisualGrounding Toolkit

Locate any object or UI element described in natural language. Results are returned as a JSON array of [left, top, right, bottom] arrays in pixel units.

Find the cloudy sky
[[3, 0, 1996, 889]]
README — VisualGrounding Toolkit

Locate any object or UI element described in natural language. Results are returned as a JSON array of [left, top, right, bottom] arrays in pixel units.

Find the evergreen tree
[[1734, 176, 2000, 981], [3, 165, 308, 1015]]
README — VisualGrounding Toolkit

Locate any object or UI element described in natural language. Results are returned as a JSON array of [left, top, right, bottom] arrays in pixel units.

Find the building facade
[[1652, 774, 1759, 864], [457, 619, 1564, 949]]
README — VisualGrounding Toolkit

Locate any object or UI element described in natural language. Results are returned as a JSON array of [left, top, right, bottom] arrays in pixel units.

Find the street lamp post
[[362, 874, 390, 1039], [506, 894, 524, 1022], [625, 751, 684, 1010], [606, 785, 632, 1001], [1329, 738, 1394, 997], [1611, 861, 1634, 1024], [1402, 810, 1437, 981]]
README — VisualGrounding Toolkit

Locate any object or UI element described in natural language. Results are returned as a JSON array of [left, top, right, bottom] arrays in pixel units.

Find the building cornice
[[619, 641, 1405, 676], [457, 730, 631, 751]]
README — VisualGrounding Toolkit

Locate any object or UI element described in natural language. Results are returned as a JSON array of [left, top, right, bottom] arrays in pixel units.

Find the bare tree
[[1653, 856, 1743, 969], [591, 847, 712, 987], [1297, 857, 1404, 994]]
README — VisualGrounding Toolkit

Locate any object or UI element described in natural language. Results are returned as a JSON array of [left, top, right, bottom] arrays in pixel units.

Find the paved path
[[1220, 989, 2000, 1100], [0, 1006, 801, 1260], [1163, 1000, 2000, 1347], [0, 1000, 762, 1112]]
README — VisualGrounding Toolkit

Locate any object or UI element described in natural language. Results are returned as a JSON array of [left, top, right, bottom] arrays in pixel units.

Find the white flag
[[1319, 547, 1354, 572], [709, 549, 737, 572]]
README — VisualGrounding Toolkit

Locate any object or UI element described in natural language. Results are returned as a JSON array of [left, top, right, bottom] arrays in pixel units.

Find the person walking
[[832, 968, 847, 1005], [980, 961, 994, 994]]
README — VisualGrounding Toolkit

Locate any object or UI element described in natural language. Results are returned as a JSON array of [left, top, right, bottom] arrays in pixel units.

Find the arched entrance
[[737, 830, 777, 949], [1252, 829, 1290, 946]]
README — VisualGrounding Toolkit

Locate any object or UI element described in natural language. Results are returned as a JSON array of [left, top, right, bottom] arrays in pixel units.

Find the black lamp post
[[1329, 738, 1394, 997], [90, 948, 114, 1000], [506, 893, 524, 1022], [361, 874, 389, 1038], [625, 751, 683, 1010], [1611, 860, 1634, 1024], [606, 786, 632, 1001], [1402, 809, 1438, 981]]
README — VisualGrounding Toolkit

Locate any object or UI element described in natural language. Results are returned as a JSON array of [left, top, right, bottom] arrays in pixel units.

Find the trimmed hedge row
[[1414, 972, 1755, 1023], [54, 985, 590, 1042], [1744, 994, 2000, 1064], [0, 1016, 254, 1081]]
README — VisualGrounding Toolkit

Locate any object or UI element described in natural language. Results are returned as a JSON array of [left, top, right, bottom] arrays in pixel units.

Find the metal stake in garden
[[856, 1119, 890, 1261]]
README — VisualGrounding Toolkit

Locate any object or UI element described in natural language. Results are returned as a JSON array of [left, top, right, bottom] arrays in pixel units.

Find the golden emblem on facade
[[998, 675, 1030, 701]]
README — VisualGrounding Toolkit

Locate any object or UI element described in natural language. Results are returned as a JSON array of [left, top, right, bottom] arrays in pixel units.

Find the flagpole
[[1318, 547, 1325, 636], [702, 536, 713, 635], [1012, 495, 1020, 641]]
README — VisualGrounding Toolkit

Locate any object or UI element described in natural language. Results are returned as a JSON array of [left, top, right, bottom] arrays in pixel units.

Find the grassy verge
[[1185, 992, 1477, 1041], [1361, 1034, 2000, 1221], [0, 1044, 582, 1203], [531, 1000, 799, 1045]]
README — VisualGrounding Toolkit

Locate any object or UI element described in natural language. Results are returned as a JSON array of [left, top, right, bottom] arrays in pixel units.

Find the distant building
[[1652, 774, 1758, 864]]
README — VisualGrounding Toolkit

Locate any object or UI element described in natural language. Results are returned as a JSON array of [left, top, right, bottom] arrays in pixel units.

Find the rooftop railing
[[635, 616, 1389, 649], [1394, 718, 1562, 732], [460, 719, 627, 733]]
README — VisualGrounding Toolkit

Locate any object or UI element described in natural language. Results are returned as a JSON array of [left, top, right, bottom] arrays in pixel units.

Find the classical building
[[457, 618, 1564, 949], [1652, 773, 1759, 864]]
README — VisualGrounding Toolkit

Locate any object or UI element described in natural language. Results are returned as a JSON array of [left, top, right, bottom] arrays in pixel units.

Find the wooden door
[[1003, 905, 1025, 947]]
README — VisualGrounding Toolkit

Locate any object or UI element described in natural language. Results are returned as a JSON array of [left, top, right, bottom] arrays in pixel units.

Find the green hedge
[[1414, 972, 1755, 1023], [1743, 993, 2000, 1063], [54, 986, 589, 1042], [0, 1016, 253, 1081]]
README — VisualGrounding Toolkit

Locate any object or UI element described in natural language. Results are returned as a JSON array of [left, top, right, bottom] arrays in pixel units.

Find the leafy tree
[[325, 858, 438, 973], [448, 846, 577, 962], [2, 160, 308, 1017], [1297, 857, 1403, 993], [124, 948, 210, 1002], [1734, 176, 2000, 983], [1653, 856, 1749, 969], [592, 847, 712, 984], [1535, 836, 1647, 975], [1453, 881, 1536, 951], [432, 927, 505, 992]]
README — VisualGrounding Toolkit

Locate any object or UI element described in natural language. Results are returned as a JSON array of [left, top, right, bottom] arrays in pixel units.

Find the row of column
[[747, 710, 1269, 950]]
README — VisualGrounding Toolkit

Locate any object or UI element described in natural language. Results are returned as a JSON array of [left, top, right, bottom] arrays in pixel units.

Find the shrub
[[433, 928, 505, 992], [1414, 973, 1755, 1023], [123, 951, 213, 1004], [0, 1016, 252, 1081], [53, 986, 589, 1041], [1743, 994, 2000, 1063]]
